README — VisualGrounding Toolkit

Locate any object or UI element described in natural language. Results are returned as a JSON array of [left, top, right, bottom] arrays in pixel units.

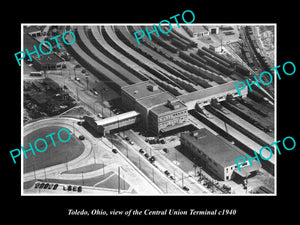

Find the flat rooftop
[[24, 26, 41, 34], [178, 81, 237, 103], [137, 91, 176, 109], [122, 81, 164, 101], [150, 100, 187, 115], [181, 128, 246, 167], [191, 26, 208, 33], [24, 33, 62, 64], [95, 111, 140, 126]]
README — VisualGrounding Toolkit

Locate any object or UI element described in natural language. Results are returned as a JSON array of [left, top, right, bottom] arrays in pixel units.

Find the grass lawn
[[24, 126, 84, 173], [37, 171, 114, 187], [62, 163, 104, 174], [95, 174, 130, 190]]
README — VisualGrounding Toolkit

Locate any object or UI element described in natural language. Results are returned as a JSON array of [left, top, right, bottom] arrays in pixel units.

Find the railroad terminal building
[[121, 81, 190, 135], [180, 128, 261, 181], [84, 81, 248, 136]]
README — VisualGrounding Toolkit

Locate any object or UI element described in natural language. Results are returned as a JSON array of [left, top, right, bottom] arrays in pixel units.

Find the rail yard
[[22, 24, 275, 195]]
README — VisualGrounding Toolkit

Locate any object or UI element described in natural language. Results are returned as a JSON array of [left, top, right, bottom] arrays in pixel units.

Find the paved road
[[124, 130, 210, 194], [107, 134, 186, 194], [23, 117, 161, 195]]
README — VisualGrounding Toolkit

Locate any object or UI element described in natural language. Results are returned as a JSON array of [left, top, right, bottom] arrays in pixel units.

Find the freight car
[[182, 25, 193, 37], [171, 28, 197, 47], [170, 38, 188, 50], [202, 55, 233, 75], [151, 35, 178, 53], [202, 46, 234, 67]]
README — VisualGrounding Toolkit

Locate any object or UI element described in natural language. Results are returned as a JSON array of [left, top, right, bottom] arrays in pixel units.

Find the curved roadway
[[23, 117, 162, 194]]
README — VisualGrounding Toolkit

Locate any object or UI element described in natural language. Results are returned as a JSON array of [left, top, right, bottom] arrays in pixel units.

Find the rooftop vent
[[147, 85, 158, 91], [167, 99, 180, 110]]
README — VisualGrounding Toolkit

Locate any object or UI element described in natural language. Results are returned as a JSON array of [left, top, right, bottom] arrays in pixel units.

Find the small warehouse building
[[180, 128, 261, 181], [191, 26, 209, 37], [24, 26, 42, 38], [209, 42, 223, 53]]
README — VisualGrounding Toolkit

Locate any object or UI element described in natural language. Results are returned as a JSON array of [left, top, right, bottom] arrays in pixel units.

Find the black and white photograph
[[21, 24, 276, 196], [3, 3, 298, 223]]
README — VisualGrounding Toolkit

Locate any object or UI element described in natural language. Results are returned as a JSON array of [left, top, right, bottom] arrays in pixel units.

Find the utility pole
[[65, 156, 68, 172], [33, 165, 36, 181], [138, 156, 141, 168], [152, 168, 154, 182], [73, 121, 75, 134], [76, 87, 79, 101], [93, 146, 96, 165], [174, 170, 176, 184], [44, 168, 47, 180], [118, 167, 120, 194], [74, 67, 76, 79], [103, 163, 105, 176], [101, 88, 105, 116]]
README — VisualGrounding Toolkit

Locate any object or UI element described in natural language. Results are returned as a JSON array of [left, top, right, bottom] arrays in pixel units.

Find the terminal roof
[[122, 81, 164, 101], [179, 81, 237, 103]]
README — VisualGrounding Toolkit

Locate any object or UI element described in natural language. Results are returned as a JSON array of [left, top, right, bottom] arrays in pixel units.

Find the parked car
[[183, 186, 190, 191], [149, 156, 156, 163], [144, 153, 150, 158], [79, 135, 85, 140], [77, 121, 83, 126], [149, 139, 156, 144], [78, 186, 82, 192], [44, 183, 50, 189], [67, 185, 72, 191], [34, 183, 40, 188], [160, 139, 166, 144], [39, 183, 45, 189], [164, 170, 170, 176], [163, 148, 169, 153], [124, 136, 130, 141], [129, 140, 134, 145], [63, 185, 68, 191], [112, 149, 118, 154], [73, 186, 78, 192], [53, 184, 59, 190], [170, 175, 175, 180], [139, 149, 144, 154]]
